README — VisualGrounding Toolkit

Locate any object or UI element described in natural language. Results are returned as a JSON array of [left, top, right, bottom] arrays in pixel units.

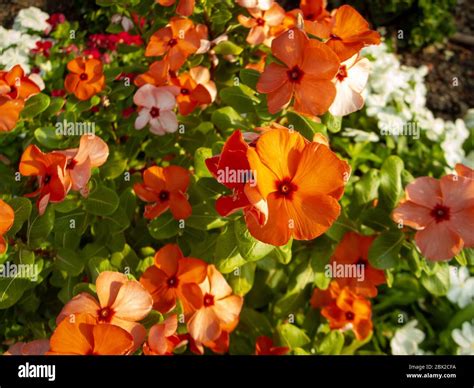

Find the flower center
[[287, 66, 303, 83], [150, 107, 160, 118], [180, 88, 190, 95], [336, 65, 348, 82], [203, 293, 215, 307], [330, 33, 341, 40], [256, 18, 265, 26], [345, 311, 355, 321], [168, 38, 178, 47], [430, 203, 450, 223], [67, 159, 78, 170], [98, 306, 114, 322], [355, 257, 366, 267], [276, 178, 297, 199], [167, 275, 179, 288], [159, 190, 170, 202], [80, 73, 88, 81], [43, 174, 52, 184]]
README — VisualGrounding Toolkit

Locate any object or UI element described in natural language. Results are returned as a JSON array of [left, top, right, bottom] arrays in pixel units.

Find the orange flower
[[19, 145, 70, 215], [156, 0, 195, 16], [455, 163, 473, 180], [392, 175, 474, 261], [330, 232, 385, 298], [56, 135, 109, 196], [133, 165, 192, 220], [310, 280, 341, 309], [172, 66, 216, 115], [0, 65, 41, 132], [244, 126, 349, 246], [48, 313, 134, 355], [238, 3, 286, 46], [0, 65, 41, 100], [320, 5, 380, 61], [256, 28, 340, 115], [300, 0, 330, 22], [322, 287, 373, 340], [0, 199, 14, 254], [134, 59, 175, 88], [56, 271, 153, 351], [140, 244, 207, 313], [64, 57, 105, 101], [143, 314, 187, 355], [184, 265, 243, 346], [145, 17, 201, 71], [4, 339, 49, 355], [255, 336, 289, 355]]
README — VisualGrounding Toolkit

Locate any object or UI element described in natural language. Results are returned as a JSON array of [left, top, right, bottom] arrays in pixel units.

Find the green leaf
[[6, 197, 32, 236], [368, 230, 404, 269], [148, 212, 179, 240], [421, 264, 449, 296], [211, 106, 248, 131], [239, 69, 260, 90], [214, 224, 246, 274], [266, 239, 293, 264], [322, 112, 342, 133], [220, 85, 258, 113], [355, 169, 380, 206], [185, 203, 227, 231], [0, 276, 30, 309], [55, 247, 84, 276], [27, 207, 55, 243], [318, 330, 345, 355], [287, 111, 327, 140], [234, 218, 274, 261], [378, 155, 404, 211], [34, 126, 64, 149], [229, 262, 256, 296], [214, 41, 243, 55], [277, 323, 310, 349], [21, 93, 50, 118], [194, 148, 213, 178], [84, 185, 120, 216]]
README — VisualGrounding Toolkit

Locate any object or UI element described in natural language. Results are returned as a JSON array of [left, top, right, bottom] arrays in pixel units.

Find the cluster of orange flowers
[[19, 135, 109, 215], [310, 232, 386, 341], [5, 245, 245, 355], [0, 65, 41, 132]]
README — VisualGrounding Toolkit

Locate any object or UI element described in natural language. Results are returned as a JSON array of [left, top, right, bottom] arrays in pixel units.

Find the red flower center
[[287, 66, 304, 83], [430, 203, 450, 223], [159, 190, 170, 202], [180, 88, 190, 95], [345, 311, 355, 321], [256, 18, 265, 26], [167, 275, 179, 288], [150, 107, 160, 118], [67, 159, 78, 170], [80, 73, 88, 81], [8, 85, 17, 98], [330, 33, 341, 40], [168, 38, 178, 47], [276, 178, 297, 199], [98, 306, 114, 322], [203, 293, 215, 307], [43, 174, 52, 184], [355, 257, 366, 267], [336, 65, 348, 82]]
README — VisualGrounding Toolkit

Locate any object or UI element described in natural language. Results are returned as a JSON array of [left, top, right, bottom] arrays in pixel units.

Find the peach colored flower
[[392, 175, 474, 261], [4, 339, 49, 355], [238, 3, 285, 46], [184, 265, 243, 345], [143, 314, 187, 355], [56, 271, 153, 351]]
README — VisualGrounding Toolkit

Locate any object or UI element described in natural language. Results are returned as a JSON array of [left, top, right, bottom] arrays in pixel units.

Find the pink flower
[[133, 84, 179, 136], [237, 0, 274, 11], [329, 54, 370, 116], [392, 175, 474, 261]]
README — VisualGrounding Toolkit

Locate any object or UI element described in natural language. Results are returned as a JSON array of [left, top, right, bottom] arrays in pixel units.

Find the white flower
[[0, 47, 30, 72], [342, 127, 379, 142], [391, 320, 425, 355], [447, 266, 474, 308], [111, 14, 134, 32], [0, 27, 23, 49], [452, 320, 474, 355], [13, 7, 50, 33]]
